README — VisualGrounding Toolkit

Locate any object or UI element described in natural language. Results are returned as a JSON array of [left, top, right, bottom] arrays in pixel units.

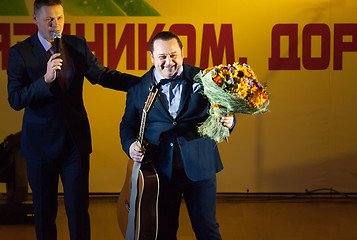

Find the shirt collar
[[37, 31, 53, 52], [154, 65, 184, 85]]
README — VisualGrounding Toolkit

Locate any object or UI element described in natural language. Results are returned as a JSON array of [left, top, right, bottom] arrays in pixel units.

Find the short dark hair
[[34, 0, 62, 15], [149, 31, 183, 53]]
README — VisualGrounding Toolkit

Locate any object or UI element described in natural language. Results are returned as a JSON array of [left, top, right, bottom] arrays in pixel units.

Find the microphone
[[53, 31, 62, 53]]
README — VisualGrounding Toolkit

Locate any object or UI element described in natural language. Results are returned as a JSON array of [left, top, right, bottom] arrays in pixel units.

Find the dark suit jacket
[[7, 33, 139, 160], [120, 63, 234, 181]]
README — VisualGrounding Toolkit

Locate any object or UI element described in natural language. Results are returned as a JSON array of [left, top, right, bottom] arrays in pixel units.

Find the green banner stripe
[[62, 0, 125, 16], [113, 0, 160, 16], [0, 0, 28, 16], [61, 0, 160, 16]]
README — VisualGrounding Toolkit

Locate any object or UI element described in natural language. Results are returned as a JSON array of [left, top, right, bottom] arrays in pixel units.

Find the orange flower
[[249, 91, 268, 108], [213, 76, 223, 87]]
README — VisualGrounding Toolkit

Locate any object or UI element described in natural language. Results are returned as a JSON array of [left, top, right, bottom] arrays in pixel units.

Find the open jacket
[[120, 63, 235, 181]]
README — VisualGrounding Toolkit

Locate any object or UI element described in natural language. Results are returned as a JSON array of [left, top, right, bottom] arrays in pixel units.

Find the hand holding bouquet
[[194, 62, 269, 142]]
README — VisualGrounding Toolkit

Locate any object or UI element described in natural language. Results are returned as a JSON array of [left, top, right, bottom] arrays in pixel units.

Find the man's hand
[[221, 115, 234, 129], [44, 53, 62, 84], [129, 141, 145, 162]]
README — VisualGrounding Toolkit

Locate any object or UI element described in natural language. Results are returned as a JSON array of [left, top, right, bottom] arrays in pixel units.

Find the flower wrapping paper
[[194, 62, 270, 142]]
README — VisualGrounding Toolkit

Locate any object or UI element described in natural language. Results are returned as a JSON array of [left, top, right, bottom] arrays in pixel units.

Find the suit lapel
[[176, 64, 195, 118], [154, 92, 171, 119], [30, 33, 49, 77], [144, 67, 173, 120]]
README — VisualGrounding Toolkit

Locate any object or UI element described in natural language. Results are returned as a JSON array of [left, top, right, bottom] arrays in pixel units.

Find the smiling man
[[7, 0, 139, 239], [120, 31, 235, 239], [150, 37, 184, 79]]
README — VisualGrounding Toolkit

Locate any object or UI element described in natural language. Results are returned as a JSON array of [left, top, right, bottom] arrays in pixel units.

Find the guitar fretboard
[[137, 88, 158, 146]]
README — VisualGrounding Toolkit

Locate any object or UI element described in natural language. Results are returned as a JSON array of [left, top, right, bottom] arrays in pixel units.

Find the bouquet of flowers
[[194, 62, 269, 142]]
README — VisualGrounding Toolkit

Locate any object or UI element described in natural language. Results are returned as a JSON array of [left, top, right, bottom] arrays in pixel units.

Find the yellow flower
[[238, 65, 247, 73], [234, 80, 250, 98], [250, 86, 259, 95]]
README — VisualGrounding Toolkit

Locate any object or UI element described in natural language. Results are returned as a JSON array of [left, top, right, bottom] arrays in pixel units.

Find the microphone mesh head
[[53, 31, 62, 39]]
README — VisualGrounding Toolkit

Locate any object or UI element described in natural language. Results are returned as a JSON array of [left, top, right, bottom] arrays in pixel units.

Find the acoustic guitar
[[117, 87, 159, 240]]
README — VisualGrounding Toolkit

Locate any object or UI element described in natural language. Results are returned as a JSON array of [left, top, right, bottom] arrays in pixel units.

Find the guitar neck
[[137, 88, 158, 147]]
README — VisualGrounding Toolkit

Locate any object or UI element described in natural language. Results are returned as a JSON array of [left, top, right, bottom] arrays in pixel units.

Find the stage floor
[[0, 196, 357, 240]]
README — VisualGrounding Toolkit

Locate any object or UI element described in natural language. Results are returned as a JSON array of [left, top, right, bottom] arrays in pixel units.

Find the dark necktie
[[158, 74, 183, 86], [56, 40, 73, 90], [46, 46, 54, 59], [158, 78, 175, 86], [46, 42, 73, 91], [157, 76, 182, 114]]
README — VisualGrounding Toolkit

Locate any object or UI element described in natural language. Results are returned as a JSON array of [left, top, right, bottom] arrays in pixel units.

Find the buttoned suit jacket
[[7, 32, 139, 160], [120, 63, 234, 181]]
